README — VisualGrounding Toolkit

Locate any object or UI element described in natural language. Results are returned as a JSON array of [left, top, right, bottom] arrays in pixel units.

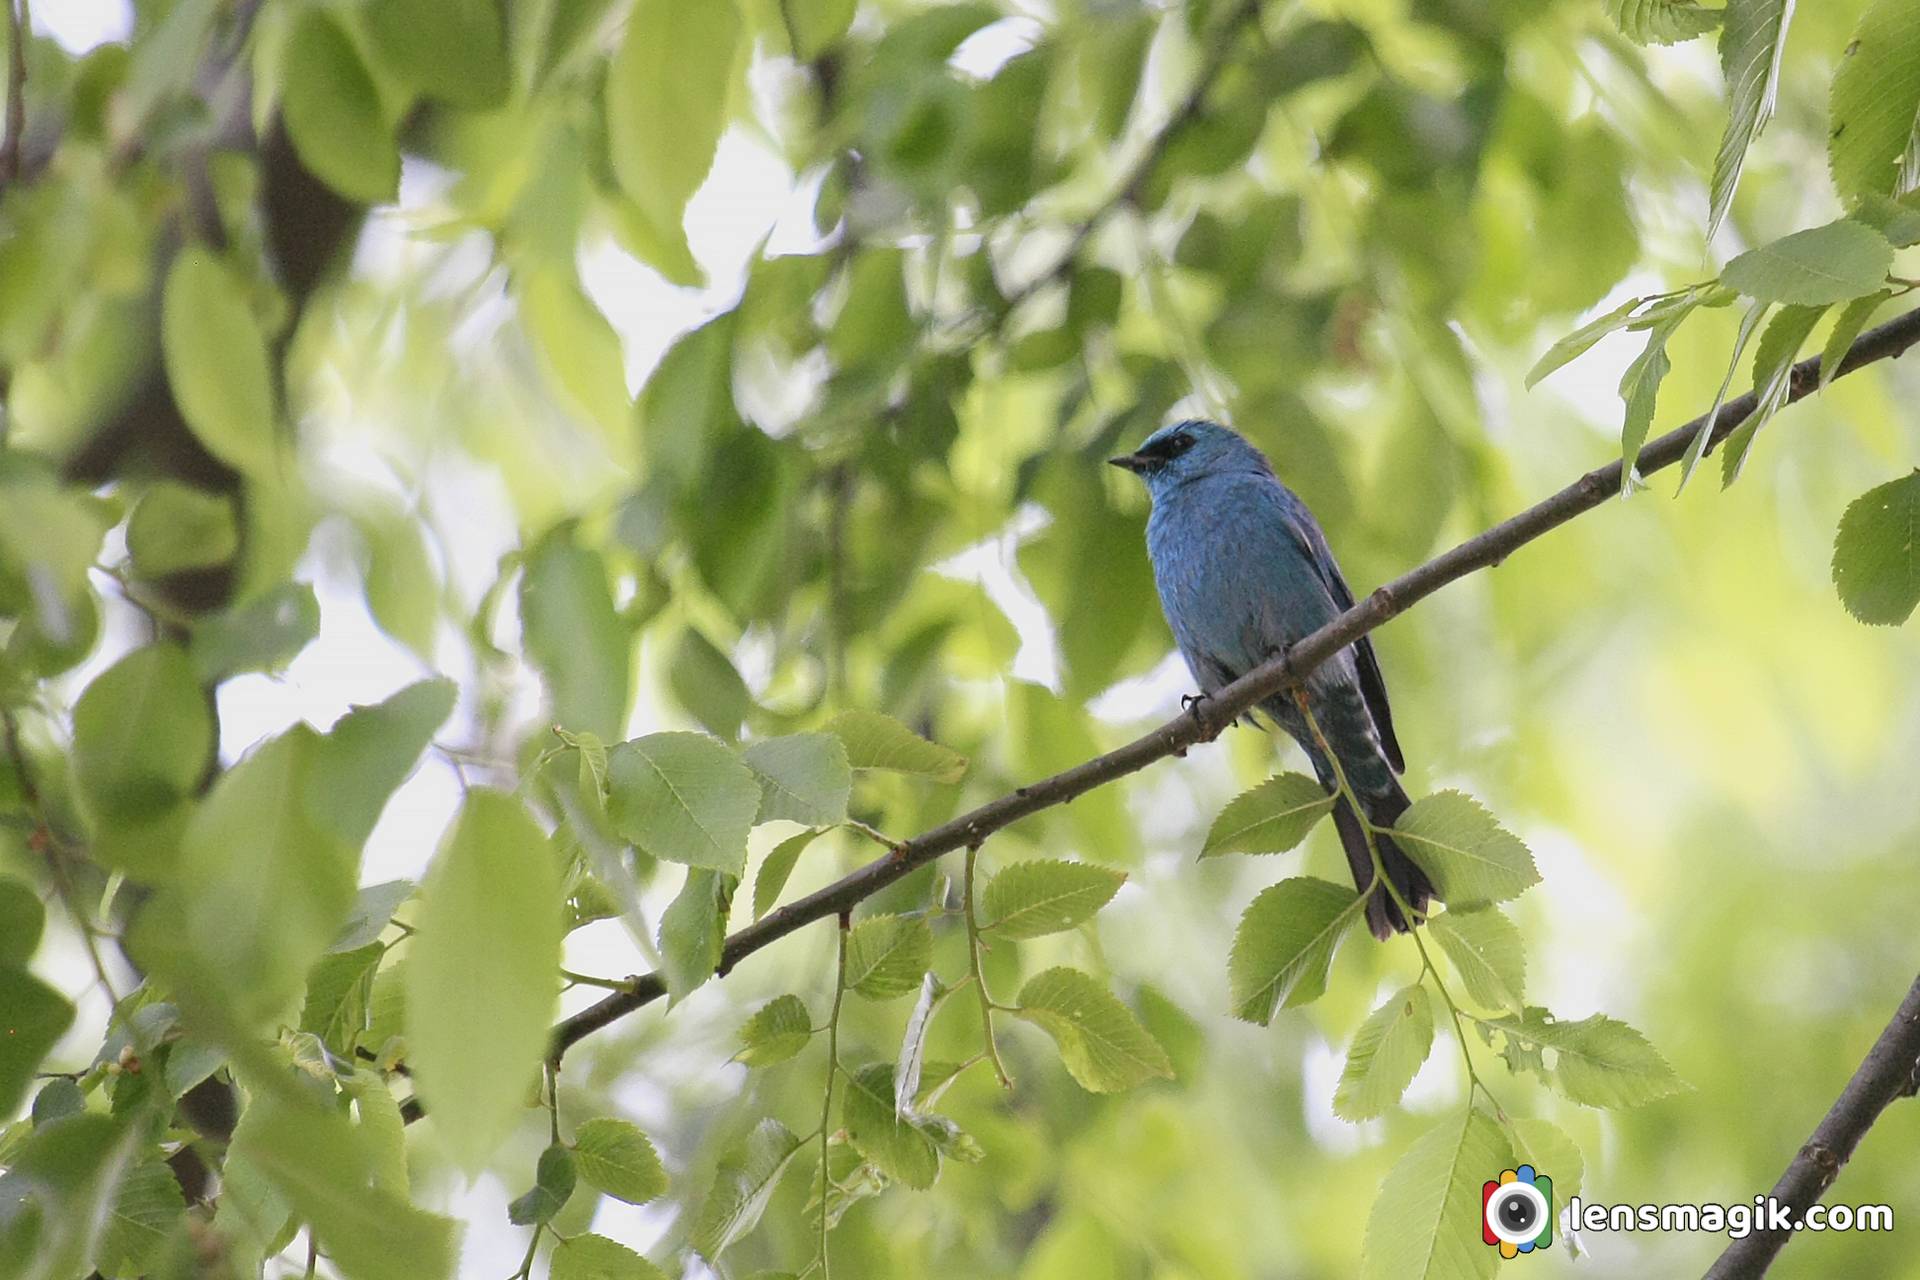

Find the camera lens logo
[[1482, 1165, 1553, 1258]]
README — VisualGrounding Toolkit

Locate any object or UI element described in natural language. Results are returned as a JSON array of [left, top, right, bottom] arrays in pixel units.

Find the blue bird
[[1110, 419, 1434, 940]]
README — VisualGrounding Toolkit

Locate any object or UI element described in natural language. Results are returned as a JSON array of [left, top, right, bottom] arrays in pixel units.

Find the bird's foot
[[1180, 692, 1223, 744]]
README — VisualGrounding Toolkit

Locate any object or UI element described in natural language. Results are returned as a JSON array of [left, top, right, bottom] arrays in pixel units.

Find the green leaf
[[520, 528, 631, 740], [311, 679, 457, 848], [551, 1234, 670, 1280], [1481, 1007, 1689, 1107], [94, 1153, 185, 1279], [0, 1112, 136, 1280], [752, 828, 820, 920], [1821, 289, 1893, 389], [1853, 191, 1920, 247], [1607, 0, 1722, 44], [160, 728, 355, 1027], [1361, 1108, 1510, 1280], [229, 1093, 456, 1280], [668, 627, 754, 741], [1428, 907, 1527, 1013], [606, 0, 741, 252], [1722, 219, 1894, 305], [0, 878, 43, 966], [1227, 877, 1363, 1024], [843, 914, 933, 1000], [1833, 471, 1920, 625], [343, 1069, 408, 1197], [519, 269, 631, 438], [70, 643, 210, 865], [406, 790, 564, 1171], [1829, 0, 1920, 203], [508, 1143, 576, 1226], [161, 246, 277, 479], [1013, 967, 1173, 1094], [895, 973, 943, 1113], [1679, 300, 1769, 489], [187, 582, 321, 681], [1200, 772, 1336, 857], [127, 482, 238, 577], [331, 879, 416, 953], [658, 867, 734, 1003], [742, 733, 852, 827], [734, 994, 813, 1068], [363, 0, 509, 110], [841, 1063, 940, 1189], [1525, 297, 1644, 390], [1391, 793, 1541, 907], [608, 732, 762, 875], [1333, 986, 1435, 1121], [0, 968, 75, 1117], [1512, 1117, 1584, 1201], [357, 510, 438, 663], [825, 710, 968, 782], [980, 859, 1126, 939], [281, 9, 399, 204], [1618, 306, 1690, 476], [691, 1118, 803, 1262], [1709, 0, 1796, 240], [786, 0, 855, 59], [1721, 303, 1826, 486], [300, 942, 385, 1057], [572, 1117, 669, 1205]]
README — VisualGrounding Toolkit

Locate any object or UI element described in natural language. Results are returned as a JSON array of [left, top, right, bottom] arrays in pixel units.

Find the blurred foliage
[[2, 0, 1919, 1278]]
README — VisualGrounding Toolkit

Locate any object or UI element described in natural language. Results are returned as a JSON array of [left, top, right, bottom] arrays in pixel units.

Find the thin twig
[[814, 914, 850, 1280], [1703, 971, 1920, 1279], [962, 845, 1013, 1089]]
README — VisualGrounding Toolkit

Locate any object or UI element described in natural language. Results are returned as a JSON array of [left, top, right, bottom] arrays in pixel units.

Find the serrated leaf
[[1334, 986, 1435, 1121], [1619, 305, 1691, 477], [980, 860, 1125, 939], [691, 1118, 803, 1261], [1829, 0, 1920, 203], [331, 879, 415, 954], [508, 1144, 576, 1226], [1482, 1007, 1688, 1107], [127, 482, 238, 577], [841, 1064, 940, 1189], [550, 1234, 670, 1280], [300, 942, 385, 1057], [1227, 877, 1364, 1024], [742, 733, 851, 826], [1709, 0, 1797, 240], [1201, 772, 1336, 857], [1722, 219, 1893, 305], [896, 973, 943, 1115], [1682, 305, 1771, 491], [825, 710, 968, 782], [752, 828, 820, 920], [1013, 967, 1173, 1093], [1391, 793, 1540, 907], [520, 529, 632, 740], [735, 994, 813, 1068], [406, 790, 563, 1172], [1607, 0, 1722, 44], [312, 678, 457, 849], [1525, 297, 1645, 389], [658, 867, 734, 1004], [1428, 907, 1527, 1013], [843, 914, 932, 1000], [363, 0, 509, 110], [1512, 1117, 1584, 1201], [1833, 471, 1920, 624], [344, 1069, 407, 1197], [95, 1154, 186, 1279], [1721, 303, 1826, 487], [1361, 1109, 1510, 1280], [572, 1117, 668, 1205], [71, 643, 211, 868], [1820, 289, 1893, 389], [608, 732, 762, 875]]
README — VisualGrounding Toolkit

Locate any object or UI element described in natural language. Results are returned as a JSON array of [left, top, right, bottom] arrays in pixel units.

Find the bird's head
[[1108, 419, 1268, 496]]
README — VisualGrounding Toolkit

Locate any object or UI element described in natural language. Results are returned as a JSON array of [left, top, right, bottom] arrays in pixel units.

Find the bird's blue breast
[[1144, 471, 1342, 691]]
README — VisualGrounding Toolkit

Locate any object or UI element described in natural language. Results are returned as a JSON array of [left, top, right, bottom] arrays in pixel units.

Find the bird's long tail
[[1330, 780, 1435, 941]]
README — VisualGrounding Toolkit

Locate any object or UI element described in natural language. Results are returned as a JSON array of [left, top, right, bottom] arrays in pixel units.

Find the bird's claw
[[1179, 692, 1224, 744]]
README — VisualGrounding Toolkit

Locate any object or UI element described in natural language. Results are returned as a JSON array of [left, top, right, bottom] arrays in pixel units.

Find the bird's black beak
[[1108, 453, 1150, 475]]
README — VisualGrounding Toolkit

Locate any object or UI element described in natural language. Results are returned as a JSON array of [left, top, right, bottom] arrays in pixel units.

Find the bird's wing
[[1283, 506, 1405, 775]]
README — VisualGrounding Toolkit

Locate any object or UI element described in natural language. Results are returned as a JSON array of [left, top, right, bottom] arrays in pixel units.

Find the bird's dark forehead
[[1140, 419, 1226, 455]]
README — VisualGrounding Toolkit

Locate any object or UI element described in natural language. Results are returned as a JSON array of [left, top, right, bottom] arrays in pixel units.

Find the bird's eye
[[1168, 433, 1194, 455]]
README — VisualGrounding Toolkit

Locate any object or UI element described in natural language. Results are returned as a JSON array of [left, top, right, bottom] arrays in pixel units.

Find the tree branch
[[1703, 970, 1920, 1279], [529, 304, 1920, 1072]]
